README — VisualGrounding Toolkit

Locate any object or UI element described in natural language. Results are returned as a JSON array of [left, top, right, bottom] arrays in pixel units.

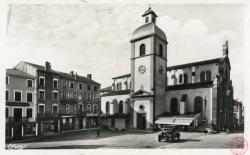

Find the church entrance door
[[137, 113, 146, 130]]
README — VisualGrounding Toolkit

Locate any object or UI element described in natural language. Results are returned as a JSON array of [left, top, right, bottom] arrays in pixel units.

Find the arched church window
[[194, 96, 203, 113], [145, 17, 149, 23], [206, 71, 211, 81], [159, 44, 163, 58], [124, 81, 128, 90], [200, 71, 206, 82], [106, 102, 110, 114], [140, 44, 145, 56], [184, 74, 188, 84], [179, 74, 183, 84], [119, 101, 123, 113], [170, 98, 179, 115]]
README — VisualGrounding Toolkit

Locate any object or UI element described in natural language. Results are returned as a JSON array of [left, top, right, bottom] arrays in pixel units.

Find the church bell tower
[[130, 7, 168, 130]]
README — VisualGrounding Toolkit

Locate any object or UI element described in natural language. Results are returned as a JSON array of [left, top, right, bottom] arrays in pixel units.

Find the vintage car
[[158, 125, 180, 142]]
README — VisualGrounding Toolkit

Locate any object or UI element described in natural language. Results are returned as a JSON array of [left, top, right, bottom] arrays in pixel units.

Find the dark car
[[158, 125, 180, 142]]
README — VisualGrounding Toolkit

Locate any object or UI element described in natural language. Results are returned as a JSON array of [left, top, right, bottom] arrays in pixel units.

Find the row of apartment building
[[6, 61, 100, 139]]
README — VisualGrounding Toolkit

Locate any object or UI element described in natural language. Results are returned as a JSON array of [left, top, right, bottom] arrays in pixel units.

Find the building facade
[[233, 100, 244, 128], [6, 69, 37, 139], [7, 61, 101, 137], [100, 7, 234, 131]]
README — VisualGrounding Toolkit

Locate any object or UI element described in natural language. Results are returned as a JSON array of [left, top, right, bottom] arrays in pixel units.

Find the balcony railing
[[37, 112, 59, 119], [60, 98, 78, 104], [6, 117, 29, 123]]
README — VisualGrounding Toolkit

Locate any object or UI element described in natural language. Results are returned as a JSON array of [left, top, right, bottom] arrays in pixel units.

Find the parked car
[[158, 125, 180, 142]]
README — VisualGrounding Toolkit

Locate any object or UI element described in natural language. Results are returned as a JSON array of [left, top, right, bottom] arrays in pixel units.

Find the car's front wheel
[[158, 136, 161, 142]]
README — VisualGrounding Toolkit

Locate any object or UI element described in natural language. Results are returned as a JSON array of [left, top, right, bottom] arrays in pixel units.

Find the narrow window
[[79, 83, 83, 90], [39, 77, 45, 86], [6, 108, 9, 118], [6, 76, 9, 85], [27, 92, 33, 102], [87, 85, 91, 91], [39, 90, 45, 99], [14, 91, 22, 101], [106, 102, 110, 114], [26, 108, 32, 118], [200, 71, 206, 82], [52, 105, 58, 114], [6, 90, 9, 101], [70, 82, 74, 89], [184, 74, 188, 84], [140, 44, 146, 56], [179, 74, 183, 84], [66, 104, 70, 113], [53, 91, 58, 100], [145, 17, 149, 23], [159, 44, 163, 58], [119, 101, 123, 113], [38, 105, 45, 114], [93, 104, 97, 114], [206, 71, 212, 81], [53, 79, 58, 88], [27, 79, 33, 87]]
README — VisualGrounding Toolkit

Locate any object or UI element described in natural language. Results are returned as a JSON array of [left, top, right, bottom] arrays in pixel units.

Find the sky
[[4, 4, 244, 101]]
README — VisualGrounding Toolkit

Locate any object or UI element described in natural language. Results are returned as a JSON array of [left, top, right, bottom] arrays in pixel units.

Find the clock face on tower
[[138, 65, 146, 74]]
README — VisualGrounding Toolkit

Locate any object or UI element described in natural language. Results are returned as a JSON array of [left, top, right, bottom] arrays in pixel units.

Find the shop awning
[[155, 113, 201, 126]]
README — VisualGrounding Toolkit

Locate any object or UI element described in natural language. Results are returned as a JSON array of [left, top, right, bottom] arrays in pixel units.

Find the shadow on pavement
[[8, 129, 140, 144], [25, 145, 106, 149]]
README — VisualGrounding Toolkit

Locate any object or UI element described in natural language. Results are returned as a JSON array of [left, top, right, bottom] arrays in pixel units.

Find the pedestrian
[[204, 128, 208, 135]]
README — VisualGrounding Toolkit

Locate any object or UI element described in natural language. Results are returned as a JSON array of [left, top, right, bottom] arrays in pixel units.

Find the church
[[100, 7, 234, 131]]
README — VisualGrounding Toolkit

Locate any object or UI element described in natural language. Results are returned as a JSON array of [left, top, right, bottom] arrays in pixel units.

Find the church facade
[[100, 8, 233, 131]]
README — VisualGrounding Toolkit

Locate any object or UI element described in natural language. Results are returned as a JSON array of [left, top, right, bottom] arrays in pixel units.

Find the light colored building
[[6, 69, 37, 139], [100, 7, 233, 131], [233, 100, 244, 127]]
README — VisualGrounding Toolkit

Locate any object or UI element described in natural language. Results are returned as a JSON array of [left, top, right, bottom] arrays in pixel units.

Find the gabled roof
[[6, 68, 35, 79], [130, 88, 153, 98], [24, 61, 45, 70], [100, 86, 112, 92], [101, 89, 130, 97], [166, 58, 221, 71], [112, 73, 131, 79]]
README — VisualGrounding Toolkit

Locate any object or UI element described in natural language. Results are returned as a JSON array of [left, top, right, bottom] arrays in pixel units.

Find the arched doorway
[[194, 96, 203, 113], [170, 98, 179, 114]]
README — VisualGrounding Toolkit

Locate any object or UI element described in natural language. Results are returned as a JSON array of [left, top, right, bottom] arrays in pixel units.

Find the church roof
[[131, 22, 167, 42], [112, 73, 131, 79], [101, 89, 130, 97]]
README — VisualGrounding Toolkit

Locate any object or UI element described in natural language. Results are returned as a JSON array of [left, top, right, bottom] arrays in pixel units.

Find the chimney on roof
[[223, 40, 229, 56], [87, 74, 92, 80], [75, 72, 78, 79], [70, 71, 74, 76], [45, 61, 51, 70]]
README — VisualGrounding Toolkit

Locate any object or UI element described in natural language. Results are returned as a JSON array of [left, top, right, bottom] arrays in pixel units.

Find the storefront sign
[[6, 102, 30, 107]]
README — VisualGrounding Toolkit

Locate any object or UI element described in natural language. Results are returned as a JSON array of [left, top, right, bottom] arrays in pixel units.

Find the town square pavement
[[6, 129, 244, 149]]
